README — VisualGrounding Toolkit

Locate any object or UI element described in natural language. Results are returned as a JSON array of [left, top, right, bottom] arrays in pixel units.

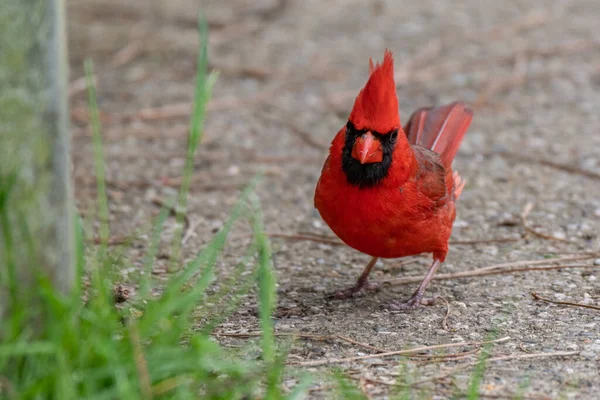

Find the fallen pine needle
[[287, 336, 511, 367], [214, 331, 387, 353], [531, 292, 600, 312]]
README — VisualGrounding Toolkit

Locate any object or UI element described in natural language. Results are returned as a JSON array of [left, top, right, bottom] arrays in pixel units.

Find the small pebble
[[451, 301, 467, 309], [589, 339, 600, 352], [227, 165, 240, 176], [554, 293, 567, 300], [580, 351, 596, 360], [454, 219, 469, 228], [484, 246, 499, 256]]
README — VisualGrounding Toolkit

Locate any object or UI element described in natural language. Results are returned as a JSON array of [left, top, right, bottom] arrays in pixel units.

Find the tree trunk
[[0, 0, 74, 318]]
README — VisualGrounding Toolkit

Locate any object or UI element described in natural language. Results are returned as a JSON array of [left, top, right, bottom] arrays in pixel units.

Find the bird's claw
[[325, 281, 381, 300]]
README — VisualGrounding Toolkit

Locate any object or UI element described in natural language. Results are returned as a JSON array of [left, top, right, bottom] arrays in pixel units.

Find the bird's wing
[[412, 145, 454, 209]]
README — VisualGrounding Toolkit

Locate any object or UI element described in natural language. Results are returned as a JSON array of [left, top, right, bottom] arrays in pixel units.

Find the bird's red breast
[[314, 50, 473, 262]]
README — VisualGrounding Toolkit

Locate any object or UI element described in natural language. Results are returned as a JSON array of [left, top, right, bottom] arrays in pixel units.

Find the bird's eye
[[389, 130, 398, 143]]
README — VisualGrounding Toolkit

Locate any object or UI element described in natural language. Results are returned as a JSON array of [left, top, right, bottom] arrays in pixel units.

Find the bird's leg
[[388, 259, 441, 311], [326, 257, 380, 299]]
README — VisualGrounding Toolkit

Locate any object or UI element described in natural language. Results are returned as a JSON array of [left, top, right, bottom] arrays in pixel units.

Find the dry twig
[[112, 39, 145, 67], [288, 336, 511, 367], [488, 151, 600, 181], [214, 331, 387, 353], [258, 104, 329, 151], [520, 202, 572, 243], [409, 348, 480, 361], [386, 262, 599, 287], [71, 87, 280, 125], [531, 292, 600, 312]]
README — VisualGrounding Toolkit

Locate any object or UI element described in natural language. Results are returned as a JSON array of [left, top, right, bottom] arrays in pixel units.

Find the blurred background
[[68, 0, 600, 256], [66, 1, 600, 396]]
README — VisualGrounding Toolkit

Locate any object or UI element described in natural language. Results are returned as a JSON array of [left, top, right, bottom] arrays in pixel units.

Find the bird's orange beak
[[351, 131, 383, 164]]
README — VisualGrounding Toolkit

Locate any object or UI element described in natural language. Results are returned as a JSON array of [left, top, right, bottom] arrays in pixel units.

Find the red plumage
[[314, 50, 473, 309], [349, 50, 401, 134]]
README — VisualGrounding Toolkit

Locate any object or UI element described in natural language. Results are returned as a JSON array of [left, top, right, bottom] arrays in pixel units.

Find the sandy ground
[[69, 0, 600, 398]]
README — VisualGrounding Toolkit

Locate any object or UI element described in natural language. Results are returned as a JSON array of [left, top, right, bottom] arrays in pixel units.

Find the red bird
[[314, 50, 473, 310]]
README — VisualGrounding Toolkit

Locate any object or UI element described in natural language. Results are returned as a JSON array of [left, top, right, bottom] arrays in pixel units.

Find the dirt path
[[70, 0, 600, 397]]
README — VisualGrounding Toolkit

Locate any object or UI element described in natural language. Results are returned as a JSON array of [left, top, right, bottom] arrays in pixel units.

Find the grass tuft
[[0, 13, 307, 400]]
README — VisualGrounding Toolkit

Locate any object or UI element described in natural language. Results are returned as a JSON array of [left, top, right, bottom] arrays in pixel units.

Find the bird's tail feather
[[403, 101, 473, 168]]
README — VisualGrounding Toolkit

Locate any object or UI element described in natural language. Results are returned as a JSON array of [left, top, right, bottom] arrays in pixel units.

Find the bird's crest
[[349, 50, 400, 134]]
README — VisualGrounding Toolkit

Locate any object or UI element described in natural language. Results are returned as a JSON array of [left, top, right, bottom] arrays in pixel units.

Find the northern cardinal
[[314, 50, 473, 310]]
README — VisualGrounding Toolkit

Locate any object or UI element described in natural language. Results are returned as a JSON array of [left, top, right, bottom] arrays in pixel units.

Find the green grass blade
[[84, 59, 110, 248], [249, 193, 280, 398], [139, 178, 260, 337], [73, 214, 85, 305], [198, 238, 259, 334], [332, 370, 369, 400], [137, 199, 173, 301], [0, 342, 56, 356], [170, 14, 219, 264], [466, 333, 496, 400]]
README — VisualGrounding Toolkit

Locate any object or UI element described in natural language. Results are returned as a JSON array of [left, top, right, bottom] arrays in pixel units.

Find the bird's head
[[342, 50, 404, 187]]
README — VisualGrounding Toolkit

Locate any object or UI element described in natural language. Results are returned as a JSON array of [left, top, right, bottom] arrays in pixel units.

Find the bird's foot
[[386, 294, 437, 312], [325, 281, 381, 300]]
